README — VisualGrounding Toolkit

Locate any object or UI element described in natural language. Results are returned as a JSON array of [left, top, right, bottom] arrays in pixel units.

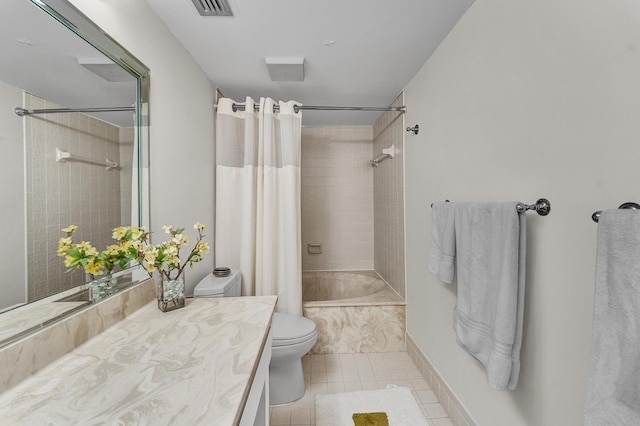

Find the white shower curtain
[[215, 97, 302, 315]]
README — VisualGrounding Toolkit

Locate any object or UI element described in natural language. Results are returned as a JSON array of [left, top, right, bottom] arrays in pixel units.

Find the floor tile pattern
[[269, 352, 452, 426]]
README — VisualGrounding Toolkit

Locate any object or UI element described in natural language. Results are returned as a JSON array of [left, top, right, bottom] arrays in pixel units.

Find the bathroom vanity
[[0, 294, 276, 425]]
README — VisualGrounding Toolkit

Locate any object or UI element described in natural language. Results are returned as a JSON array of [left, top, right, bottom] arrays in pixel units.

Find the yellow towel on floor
[[352, 412, 389, 426]]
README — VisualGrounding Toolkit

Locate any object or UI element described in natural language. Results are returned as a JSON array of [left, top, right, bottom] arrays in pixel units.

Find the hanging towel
[[584, 209, 640, 425], [452, 202, 526, 391], [428, 202, 456, 284]]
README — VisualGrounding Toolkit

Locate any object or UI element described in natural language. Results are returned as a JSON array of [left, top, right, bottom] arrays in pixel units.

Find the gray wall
[[0, 80, 26, 309], [404, 0, 640, 424]]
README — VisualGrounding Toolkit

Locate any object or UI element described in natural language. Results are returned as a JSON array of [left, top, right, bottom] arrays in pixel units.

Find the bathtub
[[302, 271, 406, 354]]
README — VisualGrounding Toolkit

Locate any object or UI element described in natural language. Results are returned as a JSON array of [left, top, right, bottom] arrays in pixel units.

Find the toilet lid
[[272, 313, 318, 347]]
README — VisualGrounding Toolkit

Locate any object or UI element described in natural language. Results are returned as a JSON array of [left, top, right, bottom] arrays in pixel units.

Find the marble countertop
[[0, 296, 277, 425], [0, 299, 87, 345], [0, 273, 138, 348]]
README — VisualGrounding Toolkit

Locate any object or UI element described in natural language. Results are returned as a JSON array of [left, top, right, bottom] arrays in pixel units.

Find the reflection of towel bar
[[56, 148, 118, 171], [430, 198, 551, 216]]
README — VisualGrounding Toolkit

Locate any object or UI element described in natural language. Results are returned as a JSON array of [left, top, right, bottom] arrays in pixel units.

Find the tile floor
[[269, 351, 453, 426]]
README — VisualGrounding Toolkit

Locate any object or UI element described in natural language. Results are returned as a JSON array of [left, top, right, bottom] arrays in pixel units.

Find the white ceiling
[[146, 0, 474, 126], [0, 0, 137, 127]]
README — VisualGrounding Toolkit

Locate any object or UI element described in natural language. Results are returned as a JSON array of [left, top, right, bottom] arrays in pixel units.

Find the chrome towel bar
[[430, 198, 551, 216], [592, 202, 640, 222]]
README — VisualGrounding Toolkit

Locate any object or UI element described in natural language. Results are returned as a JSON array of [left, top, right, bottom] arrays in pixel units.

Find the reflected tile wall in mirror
[[119, 127, 134, 225], [24, 93, 134, 301]]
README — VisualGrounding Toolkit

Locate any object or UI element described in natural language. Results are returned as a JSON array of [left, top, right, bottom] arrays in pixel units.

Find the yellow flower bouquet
[[57, 225, 151, 300], [58, 225, 150, 277], [138, 223, 209, 311], [58, 222, 209, 310]]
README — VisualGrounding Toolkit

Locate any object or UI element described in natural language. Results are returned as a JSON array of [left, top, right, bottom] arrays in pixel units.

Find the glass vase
[[90, 274, 117, 301], [157, 276, 185, 312]]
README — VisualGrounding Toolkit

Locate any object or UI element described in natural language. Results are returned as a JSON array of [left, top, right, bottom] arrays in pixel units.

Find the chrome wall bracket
[[406, 124, 419, 135], [516, 198, 551, 216]]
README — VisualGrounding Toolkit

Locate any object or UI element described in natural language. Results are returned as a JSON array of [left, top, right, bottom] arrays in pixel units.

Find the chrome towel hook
[[406, 124, 419, 135]]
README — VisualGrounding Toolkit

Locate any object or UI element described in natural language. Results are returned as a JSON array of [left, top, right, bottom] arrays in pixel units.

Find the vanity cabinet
[[240, 327, 272, 426], [0, 296, 277, 425]]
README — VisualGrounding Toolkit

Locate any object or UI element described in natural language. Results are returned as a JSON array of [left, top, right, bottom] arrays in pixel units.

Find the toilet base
[[269, 359, 305, 405]]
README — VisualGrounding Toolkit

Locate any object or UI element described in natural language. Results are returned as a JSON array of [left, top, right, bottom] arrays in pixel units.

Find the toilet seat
[[271, 313, 318, 347]]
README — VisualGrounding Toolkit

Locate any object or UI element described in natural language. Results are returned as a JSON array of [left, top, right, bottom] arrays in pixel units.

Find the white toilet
[[269, 312, 318, 405], [194, 270, 318, 405]]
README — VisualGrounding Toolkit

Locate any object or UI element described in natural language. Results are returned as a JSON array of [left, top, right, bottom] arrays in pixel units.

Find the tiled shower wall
[[24, 93, 131, 301], [119, 127, 134, 224], [301, 126, 374, 271], [372, 94, 406, 298]]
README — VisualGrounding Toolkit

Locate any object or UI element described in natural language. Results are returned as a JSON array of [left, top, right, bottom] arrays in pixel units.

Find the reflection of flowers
[[57, 225, 150, 277], [57, 223, 208, 280]]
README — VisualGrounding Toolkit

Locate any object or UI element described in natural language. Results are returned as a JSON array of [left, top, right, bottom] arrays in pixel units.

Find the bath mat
[[352, 412, 389, 426], [315, 386, 428, 426]]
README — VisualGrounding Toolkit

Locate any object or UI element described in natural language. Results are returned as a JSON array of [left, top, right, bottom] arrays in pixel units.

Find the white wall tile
[[25, 93, 130, 300], [372, 93, 406, 297], [301, 126, 374, 271]]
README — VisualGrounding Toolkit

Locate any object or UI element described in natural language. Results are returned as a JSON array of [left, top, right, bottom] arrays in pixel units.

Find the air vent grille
[[191, 0, 233, 16]]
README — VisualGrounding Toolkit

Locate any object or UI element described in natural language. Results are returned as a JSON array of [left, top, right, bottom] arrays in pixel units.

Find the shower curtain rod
[[221, 103, 406, 114], [14, 106, 135, 117]]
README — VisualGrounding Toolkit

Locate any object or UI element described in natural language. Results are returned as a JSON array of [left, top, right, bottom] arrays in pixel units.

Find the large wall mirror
[[0, 0, 149, 346]]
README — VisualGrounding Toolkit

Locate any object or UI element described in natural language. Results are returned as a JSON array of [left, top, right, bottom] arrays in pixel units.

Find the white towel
[[584, 209, 640, 425], [452, 202, 526, 391], [428, 202, 456, 284]]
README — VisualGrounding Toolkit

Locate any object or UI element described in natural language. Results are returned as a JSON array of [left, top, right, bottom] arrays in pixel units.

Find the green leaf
[[67, 248, 81, 257]]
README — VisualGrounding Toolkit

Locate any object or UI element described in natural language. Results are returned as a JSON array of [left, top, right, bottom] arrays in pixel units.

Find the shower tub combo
[[302, 271, 406, 354]]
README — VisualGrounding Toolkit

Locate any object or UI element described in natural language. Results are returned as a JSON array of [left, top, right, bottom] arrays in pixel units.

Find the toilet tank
[[193, 269, 241, 297]]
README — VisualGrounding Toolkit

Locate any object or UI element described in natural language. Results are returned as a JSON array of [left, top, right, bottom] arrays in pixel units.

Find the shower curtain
[[215, 96, 302, 315]]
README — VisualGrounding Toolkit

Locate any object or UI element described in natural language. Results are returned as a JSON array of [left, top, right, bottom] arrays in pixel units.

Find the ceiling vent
[[191, 0, 233, 16], [265, 58, 305, 82]]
